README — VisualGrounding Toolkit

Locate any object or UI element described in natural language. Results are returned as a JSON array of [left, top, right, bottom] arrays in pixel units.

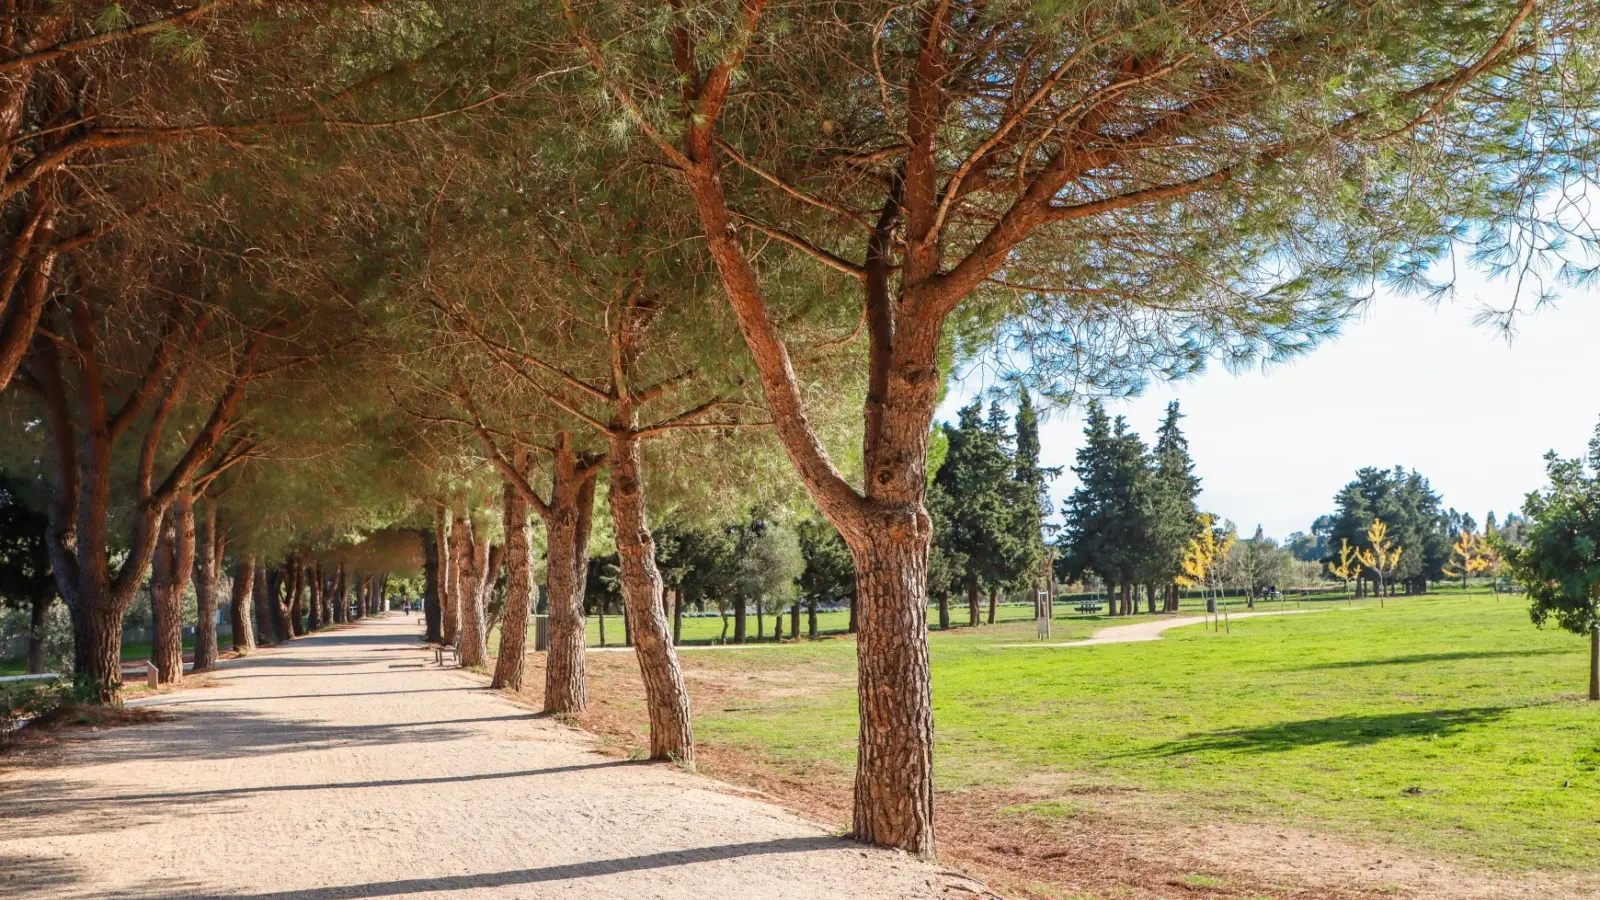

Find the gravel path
[[2, 616, 969, 899], [1002, 609, 1318, 648]]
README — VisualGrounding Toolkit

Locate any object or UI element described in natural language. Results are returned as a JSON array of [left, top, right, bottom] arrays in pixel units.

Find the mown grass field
[[572, 589, 1600, 874]]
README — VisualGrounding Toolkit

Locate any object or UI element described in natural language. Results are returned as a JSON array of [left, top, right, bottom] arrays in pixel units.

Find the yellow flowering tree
[[1443, 531, 1493, 591], [1328, 538, 1362, 599], [1178, 514, 1236, 613], [1356, 518, 1404, 606]]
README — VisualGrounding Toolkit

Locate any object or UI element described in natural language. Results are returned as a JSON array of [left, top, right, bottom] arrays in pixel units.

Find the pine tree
[[1149, 402, 1202, 612]]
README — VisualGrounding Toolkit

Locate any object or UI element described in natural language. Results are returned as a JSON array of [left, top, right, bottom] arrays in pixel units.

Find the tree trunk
[[538, 445, 597, 714], [672, 588, 683, 645], [937, 592, 949, 630], [1590, 628, 1598, 702], [270, 567, 291, 642], [83, 596, 125, 704], [986, 587, 997, 625], [608, 430, 694, 763], [1146, 584, 1157, 615], [230, 558, 256, 653], [808, 598, 819, 639], [791, 601, 800, 640], [333, 564, 348, 624], [848, 589, 858, 634], [253, 561, 275, 646], [421, 527, 443, 643], [773, 606, 784, 640], [26, 590, 49, 674], [847, 521, 935, 856], [454, 509, 490, 668], [288, 557, 307, 636], [150, 491, 195, 685], [492, 477, 534, 691], [755, 602, 763, 641], [966, 580, 980, 627], [1120, 582, 1133, 618], [307, 563, 322, 631], [734, 596, 747, 643], [192, 503, 221, 671]]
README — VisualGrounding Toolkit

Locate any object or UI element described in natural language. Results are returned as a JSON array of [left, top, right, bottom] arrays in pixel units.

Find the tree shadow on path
[[114, 837, 851, 900]]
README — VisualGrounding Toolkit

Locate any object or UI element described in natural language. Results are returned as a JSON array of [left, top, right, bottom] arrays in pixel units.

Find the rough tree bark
[[492, 469, 534, 691], [150, 487, 196, 685], [608, 430, 694, 763], [192, 500, 223, 671], [230, 557, 256, 653], [454, 508, 490, 668]]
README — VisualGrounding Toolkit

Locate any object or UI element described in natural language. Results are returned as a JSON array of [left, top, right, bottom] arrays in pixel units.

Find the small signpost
[[1035, 588, 1052, 640], [145, 661, 160, 689]]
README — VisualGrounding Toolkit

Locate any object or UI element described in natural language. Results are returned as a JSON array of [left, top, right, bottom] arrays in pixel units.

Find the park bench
[[432, 643, 459, 667], [1075, 601, 1103, 614]]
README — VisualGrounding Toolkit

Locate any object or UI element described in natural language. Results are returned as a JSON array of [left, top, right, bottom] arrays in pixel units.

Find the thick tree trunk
[[847, 521, 935, 856], [493, 478, 534, 691], [937, 592, 950, 629], [848, 590, 858, 634], [986, 587, 997, 625], [192, 503, 221, 671], [539, 454, 597, 714], [230, 558, 256, 653], [333, 564, 348, 624], [755, 603, 762, 642], [455, 510, 491, 669], [791, 602, 800, 640], [608, 431, 694, 763], [672, 588, 683, 645], [1120, 582, 1133, 618], [26, 590, 49, 674], [150, 491, 195, 685], [83, 595, 125, 704], [808, 598, 819, 639], [773, 606, 783, 640], [966, 580, 980, 627], [421, 528, 443, 643], [734, 596, 747, 643]]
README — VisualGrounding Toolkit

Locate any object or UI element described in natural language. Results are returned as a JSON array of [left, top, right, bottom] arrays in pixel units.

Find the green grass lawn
[[609, 589, 1596, 873]]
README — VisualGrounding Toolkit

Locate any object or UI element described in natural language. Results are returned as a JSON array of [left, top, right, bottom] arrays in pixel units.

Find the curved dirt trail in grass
[[1008, 609, 1318, 648], [0, 616, 973, 900]]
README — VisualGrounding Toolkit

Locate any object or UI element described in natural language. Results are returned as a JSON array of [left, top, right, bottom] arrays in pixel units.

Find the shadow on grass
[[1138, 706, 1512, 757], [1296, 648, 1572, 671]]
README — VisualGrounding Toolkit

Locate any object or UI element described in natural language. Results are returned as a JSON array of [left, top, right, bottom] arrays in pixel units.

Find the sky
[[940, 279, 1600, 540]]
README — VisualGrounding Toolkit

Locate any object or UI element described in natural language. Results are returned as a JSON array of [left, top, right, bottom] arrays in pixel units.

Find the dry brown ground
[[514, 647, 1599, 900]]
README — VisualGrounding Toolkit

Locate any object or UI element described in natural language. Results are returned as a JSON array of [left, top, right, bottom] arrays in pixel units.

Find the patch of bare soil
[[515, 649, 1599, 900]]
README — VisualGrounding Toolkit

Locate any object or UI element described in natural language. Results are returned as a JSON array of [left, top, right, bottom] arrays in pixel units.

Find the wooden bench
[[1075, 601, 1103, 614], [432, 644, 459, 667]]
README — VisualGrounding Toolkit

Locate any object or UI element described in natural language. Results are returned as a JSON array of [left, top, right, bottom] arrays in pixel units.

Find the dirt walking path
[[1, 616, 970, 900], [1001, 609, 1317, 648]]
